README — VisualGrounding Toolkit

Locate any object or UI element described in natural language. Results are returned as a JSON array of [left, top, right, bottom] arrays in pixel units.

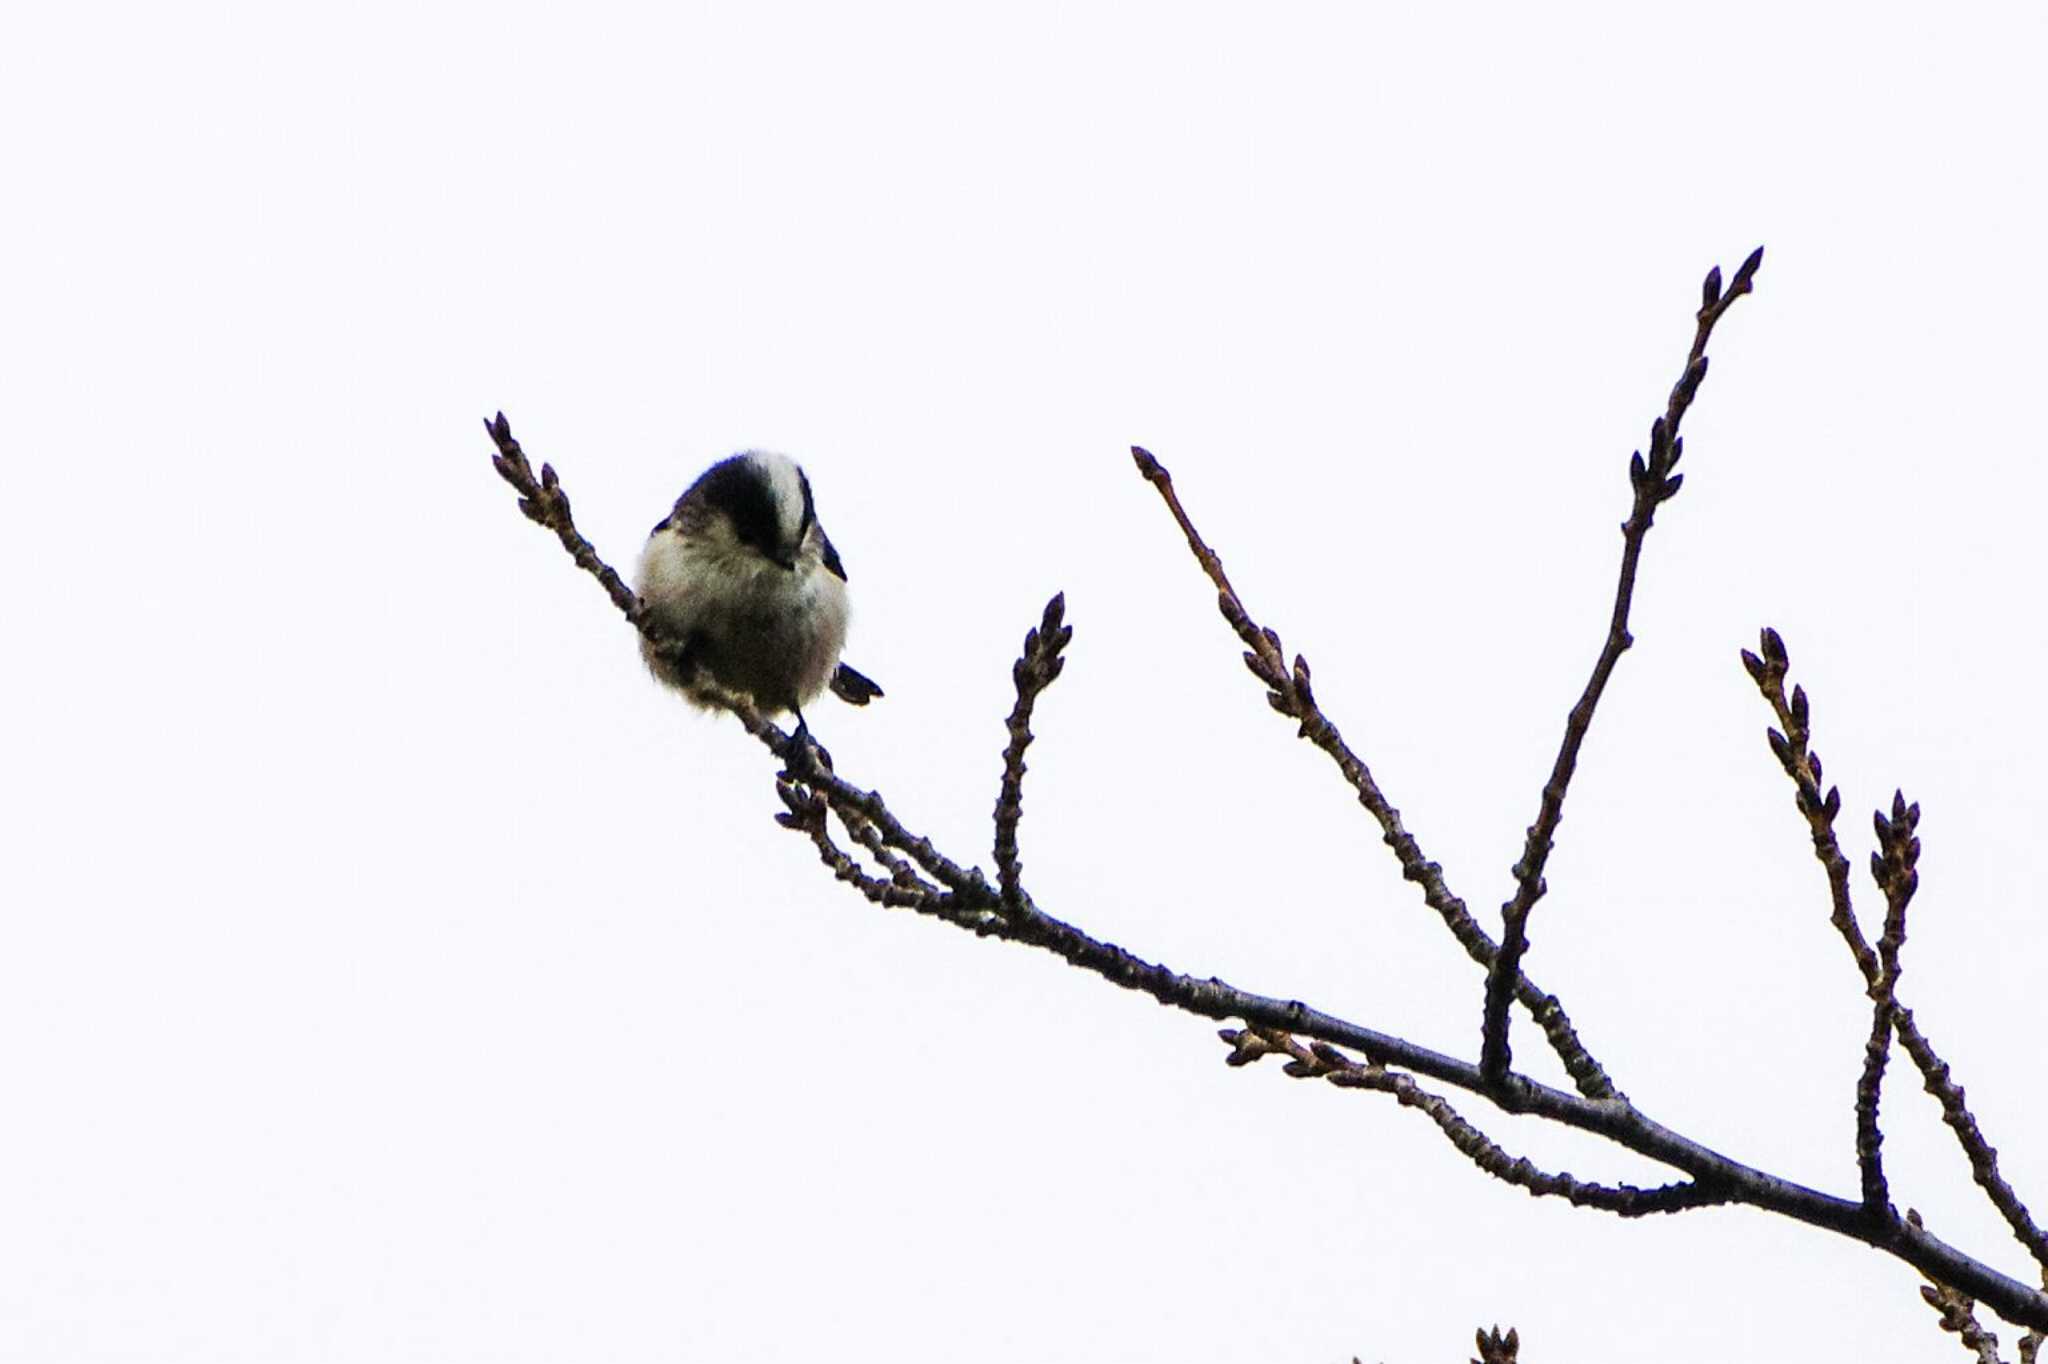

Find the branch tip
[[1733, 244, 1766, 289], [1485, 249, 1758, 1086]]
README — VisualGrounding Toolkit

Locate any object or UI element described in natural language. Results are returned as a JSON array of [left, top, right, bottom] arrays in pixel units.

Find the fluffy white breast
[[638, 519, 777, 623]]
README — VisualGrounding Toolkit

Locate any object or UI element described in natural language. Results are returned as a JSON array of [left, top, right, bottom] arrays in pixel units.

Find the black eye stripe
[[797, 470, 817, 544]]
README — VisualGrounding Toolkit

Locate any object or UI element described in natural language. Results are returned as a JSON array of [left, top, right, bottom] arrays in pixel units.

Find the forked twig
[[1745, 631, 2048, 1267], [1132, 446, 1622, 1104]]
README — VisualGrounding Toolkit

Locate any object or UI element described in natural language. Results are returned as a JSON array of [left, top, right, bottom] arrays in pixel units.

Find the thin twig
[[994, 593, 1072, 913], [486, 412, 646, 624], [1742, 627, 1876, 977], [1745, 631, 2048, 1268], [1132, 446, 1622, 1104], [1896, 1006, 2048, 1270], [1480, 247, 1765, 1089], [1222, 1028, 1727, 1217], [1855, 790, 1920, 1212]]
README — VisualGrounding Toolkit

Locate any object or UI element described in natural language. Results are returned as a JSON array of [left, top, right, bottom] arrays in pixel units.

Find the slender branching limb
[[1855, 791, 1921, 1213], [1472, 1325, 1521, 1364], [1222, 1028, 1728, 1217], [1132, 446, 1621, 1104], [1480, 247, 1765, 1089], [754, 723, 2048, 1327], [1745, 631, 2048, 1269], [994, 593, 1072, 914], [486, 416, 2048, 1331]]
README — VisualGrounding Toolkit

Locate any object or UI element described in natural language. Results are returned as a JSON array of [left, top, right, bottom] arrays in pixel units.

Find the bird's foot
[[789, 711, 833, 776]]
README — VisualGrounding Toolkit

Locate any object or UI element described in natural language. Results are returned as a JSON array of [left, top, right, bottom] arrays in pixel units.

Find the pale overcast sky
[[4, 4, 2045, 1361]]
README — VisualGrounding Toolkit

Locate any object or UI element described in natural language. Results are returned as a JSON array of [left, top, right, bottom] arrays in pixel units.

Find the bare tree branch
[[1132, 447, 1621, 1105], [1745, 631, 2048, 1269], [1481, 247, 1764, 1089], [1900, 1014, 2048, 1272], [483, 249, 2048, 1336]]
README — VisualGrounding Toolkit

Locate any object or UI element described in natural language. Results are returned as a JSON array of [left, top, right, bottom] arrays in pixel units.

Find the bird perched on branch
[[634, 450, 883, 729]]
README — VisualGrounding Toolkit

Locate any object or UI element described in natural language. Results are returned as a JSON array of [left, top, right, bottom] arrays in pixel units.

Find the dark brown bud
[[1733, 245, 1765, 290]]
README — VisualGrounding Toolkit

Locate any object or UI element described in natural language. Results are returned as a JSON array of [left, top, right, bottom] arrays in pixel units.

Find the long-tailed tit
[[634, 451, 882, 728]]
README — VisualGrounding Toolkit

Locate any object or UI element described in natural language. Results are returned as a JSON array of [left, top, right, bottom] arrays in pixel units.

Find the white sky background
[[3, 3, 2045, 1360]]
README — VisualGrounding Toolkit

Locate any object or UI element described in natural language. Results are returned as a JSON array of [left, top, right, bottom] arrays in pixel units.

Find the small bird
[[634, 450, 883, 729]]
